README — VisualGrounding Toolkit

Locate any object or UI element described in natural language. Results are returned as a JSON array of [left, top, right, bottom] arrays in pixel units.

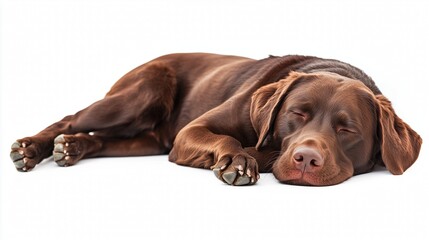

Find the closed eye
[[334, 111, 360, 135], [291, 110, 306, 118], [337, 128, 357, 134]]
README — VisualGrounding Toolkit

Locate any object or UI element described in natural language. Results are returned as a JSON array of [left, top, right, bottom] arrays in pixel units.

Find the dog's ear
[[375, 94, 422, 174], [250, 72, 303, 150]]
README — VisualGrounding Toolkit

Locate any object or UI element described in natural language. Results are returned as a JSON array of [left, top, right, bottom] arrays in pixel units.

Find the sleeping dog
[[10, 53, 422, 186]]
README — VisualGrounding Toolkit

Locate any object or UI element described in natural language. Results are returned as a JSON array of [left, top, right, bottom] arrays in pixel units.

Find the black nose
[[293, 147, 324, 172]]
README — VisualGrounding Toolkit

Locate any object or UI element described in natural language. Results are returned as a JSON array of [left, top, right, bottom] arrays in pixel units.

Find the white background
[[1, 0, 428, 239]]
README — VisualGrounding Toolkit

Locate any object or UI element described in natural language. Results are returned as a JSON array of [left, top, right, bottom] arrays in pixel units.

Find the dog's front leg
[[169, 125, 259, 186]]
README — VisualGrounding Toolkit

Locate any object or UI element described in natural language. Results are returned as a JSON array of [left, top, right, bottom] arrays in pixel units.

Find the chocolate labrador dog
[[10, 53, 422, 186]]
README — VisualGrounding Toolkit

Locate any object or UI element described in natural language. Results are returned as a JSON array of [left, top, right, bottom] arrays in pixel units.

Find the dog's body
[[10, 53, 422, 186]]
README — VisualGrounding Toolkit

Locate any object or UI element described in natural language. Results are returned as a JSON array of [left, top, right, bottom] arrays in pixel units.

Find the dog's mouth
[[272, 157, 352, 186], [277, 170, 341, 186], [276, 169, 333, 186]]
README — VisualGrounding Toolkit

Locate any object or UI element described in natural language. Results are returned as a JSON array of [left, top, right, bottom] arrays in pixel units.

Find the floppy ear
[[250, 72, 302, 150], [375, 94, 422, 174]]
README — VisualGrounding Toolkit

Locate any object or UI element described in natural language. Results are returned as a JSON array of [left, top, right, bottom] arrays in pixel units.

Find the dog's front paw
[[211, 154, 260, 186]]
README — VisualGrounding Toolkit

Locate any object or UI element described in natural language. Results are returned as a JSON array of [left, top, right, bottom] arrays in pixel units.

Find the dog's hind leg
[[51, 130, 170, 167], [11, 62, 177, 171]]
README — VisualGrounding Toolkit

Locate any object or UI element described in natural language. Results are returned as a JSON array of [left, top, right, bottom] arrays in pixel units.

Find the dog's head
[[250, 71, 422, 186]]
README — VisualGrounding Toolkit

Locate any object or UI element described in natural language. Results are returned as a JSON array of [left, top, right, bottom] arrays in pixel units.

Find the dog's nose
[[293, 147, 324, 172]]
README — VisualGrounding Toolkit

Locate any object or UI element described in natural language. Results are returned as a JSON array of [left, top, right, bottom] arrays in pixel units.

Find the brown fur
[[10, 53, 422, 186]]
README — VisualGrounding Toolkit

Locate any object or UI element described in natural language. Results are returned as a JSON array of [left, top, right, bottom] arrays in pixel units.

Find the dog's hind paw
[[53, 134, 83, 167], [10, 139, 47, 172]]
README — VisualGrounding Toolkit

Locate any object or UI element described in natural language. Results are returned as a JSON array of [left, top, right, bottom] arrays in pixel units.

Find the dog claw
[[222, 172, 237, 185]]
